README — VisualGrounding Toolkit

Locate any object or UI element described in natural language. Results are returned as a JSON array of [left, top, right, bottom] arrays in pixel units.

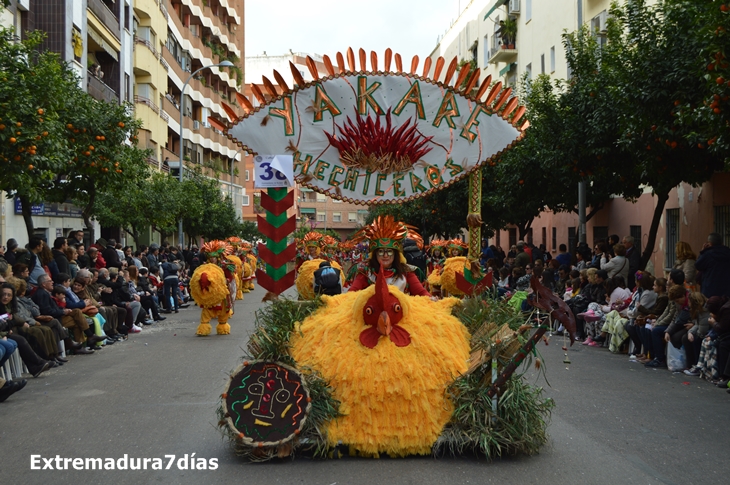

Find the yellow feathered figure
[[290, 268, 470, 456], [226, 254, 245, 300], [191, 241, 233, 336], [440, 239, 469, 297], [245, 252, 257, 291], [295, 259, 344, 300]]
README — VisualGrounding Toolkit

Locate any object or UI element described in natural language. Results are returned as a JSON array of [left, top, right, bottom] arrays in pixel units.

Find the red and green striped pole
[[256, 187, 297, 295]]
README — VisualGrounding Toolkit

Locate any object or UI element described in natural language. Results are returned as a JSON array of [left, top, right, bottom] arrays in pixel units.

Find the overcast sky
[[245, 0, 462, 60]]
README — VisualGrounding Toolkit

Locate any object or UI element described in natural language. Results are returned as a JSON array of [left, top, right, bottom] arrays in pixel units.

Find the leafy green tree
[[51, 90, 151, 242], [556, 1, 727, 268], [0, 27, 80, 239], [181, 172, 244, 242]]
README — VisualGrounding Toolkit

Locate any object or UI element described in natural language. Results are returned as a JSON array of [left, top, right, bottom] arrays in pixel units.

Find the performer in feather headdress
[[440, 238, 470, 297], [348, 215, 430, 296]]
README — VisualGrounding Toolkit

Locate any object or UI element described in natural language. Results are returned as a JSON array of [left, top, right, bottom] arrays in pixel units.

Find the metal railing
[[134, 95, 160, 115]]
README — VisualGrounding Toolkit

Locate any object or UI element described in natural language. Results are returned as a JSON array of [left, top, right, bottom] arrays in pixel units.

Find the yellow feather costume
[[190, 263, 231, 336], [226, 254, 245, 300], [427, 267, 442, 287], [295, 259, 344, 300], [290, 287, 470, 456], [245, 253, 257, 291], [440, 257, 469, 297]]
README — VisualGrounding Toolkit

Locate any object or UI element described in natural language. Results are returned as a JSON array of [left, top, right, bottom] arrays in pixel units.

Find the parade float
[[208, 48, 576, 460]]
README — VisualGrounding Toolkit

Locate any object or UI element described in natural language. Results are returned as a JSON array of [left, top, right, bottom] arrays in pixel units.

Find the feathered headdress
[[302, 231, 324, 248], [226, 236, 243, 248], [446, 238, 468, 254], [352, 215, 423, 256], [201, 240, 233, 258], [427, 239, 447, 254], [321, 235, 339, 248]]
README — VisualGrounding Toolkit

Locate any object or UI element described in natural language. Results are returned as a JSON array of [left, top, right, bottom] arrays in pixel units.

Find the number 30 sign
[[254, 155, 291, 188]]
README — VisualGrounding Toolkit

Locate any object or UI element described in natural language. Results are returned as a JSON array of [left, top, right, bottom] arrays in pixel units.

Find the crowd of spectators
[[0, 230, 200, 402], [482, 232, 730, 394]]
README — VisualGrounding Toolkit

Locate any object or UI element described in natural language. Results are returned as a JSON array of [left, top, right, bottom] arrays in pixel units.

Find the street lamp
[[178, 60, 234, 248]]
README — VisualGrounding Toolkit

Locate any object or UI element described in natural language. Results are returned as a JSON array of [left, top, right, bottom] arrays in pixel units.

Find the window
[[125, 73, 130, 102], [630, 225, 642, 255], [550, 46, 556, 72], [508, 228, 517, 248], [245, 170, 249, 181], [552, 227, 557, 251], [665, 209, 679, 269], [715, 206, 730, 247], [348, 212, 358, 222], [242, 195, 250, 206], [568, 227, 577, 253], [317, 212, 326, 222], [316, 193, 326, 202], [470, 42, 478, 63], [332, 212, 342, 223], [541, 227, 546, 247], [526, 228, 533, 245], [526, 0, 532, 21], [540, 54, 545, 74], [525, 63, 532, 80], [483, 35, 490, 64], [593, 226, 608, 244]]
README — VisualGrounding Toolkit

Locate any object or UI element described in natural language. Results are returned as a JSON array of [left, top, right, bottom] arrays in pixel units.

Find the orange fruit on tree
[[118, 122, 125, 128], [0, 124, 5, 130], [84, 151, 91, 156], [89, 145, 94, 150], [16, 131, 21, 135], [9, 137, 16, 143], [13, 155, 20, 161], [16, 122, 22, 127], [67, 123, 73, 129], [42, 131, 48, 136], [37, 109, 44, 115]]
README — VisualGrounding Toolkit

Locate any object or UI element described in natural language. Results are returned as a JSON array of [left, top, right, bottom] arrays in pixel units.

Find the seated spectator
[[586, 275, 632, 347], [691, 296, 729, 383], [0, 336, 27, 401], [12, 263, 29, 282], [97, 268, 143, 333], [708, 295, 730, 387], [1, 283, 54, 376], [644, 277, 687, 368], [541, 268, 556, 293], [674, 292, 710, 374], [6, 277, 64, 365], [625, 272, 658, 359], [74, 270, 127, 337], [127, 266, 164, 323], [555, 244, 572, 268], [31, 275, 100, 354], [39, 241, 60, 279], [600, 243, 629, 283], [76, 245, 90, 269], [497, 267, 510, 289], [556, 265, 571, 295], [64, 246, 79, 279]]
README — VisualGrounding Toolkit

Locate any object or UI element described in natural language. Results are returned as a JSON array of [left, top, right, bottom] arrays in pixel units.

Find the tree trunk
[[19, 195, 36, 242], [517, 219, 534, 242], [126, 226, 140, 247], [585, 202, 604, 222], [640, 190, 670, 270], [82, 188, 96, 243]]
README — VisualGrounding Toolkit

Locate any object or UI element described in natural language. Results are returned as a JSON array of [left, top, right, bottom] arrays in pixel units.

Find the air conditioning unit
[[509, 0, 520, 15], [595, 10, 608, 34], [193, 120, 200, 130]]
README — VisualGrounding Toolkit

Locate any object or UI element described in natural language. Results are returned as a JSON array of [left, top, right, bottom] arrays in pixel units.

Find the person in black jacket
[[101, 239, 123, 270], [52, 237, 70, 276], [695, 232, 730, 299]]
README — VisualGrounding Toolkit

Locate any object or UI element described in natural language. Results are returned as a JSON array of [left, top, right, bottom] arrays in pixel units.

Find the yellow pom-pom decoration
[[440, 257, 469, 296], [190, 263, 230, 308]]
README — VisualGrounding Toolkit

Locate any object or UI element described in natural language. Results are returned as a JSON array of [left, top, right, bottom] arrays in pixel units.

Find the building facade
[[428, 0, 727, 273], [0, 0, 135, 246]]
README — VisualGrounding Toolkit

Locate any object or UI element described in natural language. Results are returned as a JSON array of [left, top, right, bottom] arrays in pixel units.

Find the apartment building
[[242, 52, 366, 239], [133, 0, 245, 229], [428, 0, 729, 273], [0, 0, 135, 245]]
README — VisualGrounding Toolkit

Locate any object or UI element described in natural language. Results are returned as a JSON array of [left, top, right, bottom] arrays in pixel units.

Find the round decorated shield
[[222, 361, 310, 447]]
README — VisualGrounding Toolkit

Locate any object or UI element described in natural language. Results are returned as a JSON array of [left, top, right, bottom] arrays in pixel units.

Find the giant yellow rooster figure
[[291, 266, 470, 456], [295, 232, 344, 300], [190, 241, 232, 336]]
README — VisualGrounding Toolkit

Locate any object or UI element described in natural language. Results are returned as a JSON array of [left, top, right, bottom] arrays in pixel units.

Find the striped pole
[[255, 188, 296, 295]]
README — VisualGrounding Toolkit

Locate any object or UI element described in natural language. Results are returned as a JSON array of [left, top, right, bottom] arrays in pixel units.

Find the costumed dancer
[[348, 215, 431, 296], [295, 231, 325, 270], [439, 238, 470, 298], [190, 241, 233, 336], [226, 237, 245, 300], [426, 239, 446, 295], [243, 243, 257, 291]]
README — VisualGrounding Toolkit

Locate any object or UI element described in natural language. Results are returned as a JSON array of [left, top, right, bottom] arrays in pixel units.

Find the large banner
[[227, 67, 524, 205]]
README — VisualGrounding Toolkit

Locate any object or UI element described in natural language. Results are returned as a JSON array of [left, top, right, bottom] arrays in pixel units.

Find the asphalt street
[[2, 285, 728, 485]]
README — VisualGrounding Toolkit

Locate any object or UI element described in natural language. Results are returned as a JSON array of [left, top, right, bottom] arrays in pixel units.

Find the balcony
[[88, 0, 121, 41], [87, 73, 119, 104], [489, 44, 518, 64]]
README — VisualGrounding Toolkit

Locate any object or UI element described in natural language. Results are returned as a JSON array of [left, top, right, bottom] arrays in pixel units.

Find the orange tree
[[50, 89, 151, 242], [561, 0, 726, 269], [0, 27, 79, 240]]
